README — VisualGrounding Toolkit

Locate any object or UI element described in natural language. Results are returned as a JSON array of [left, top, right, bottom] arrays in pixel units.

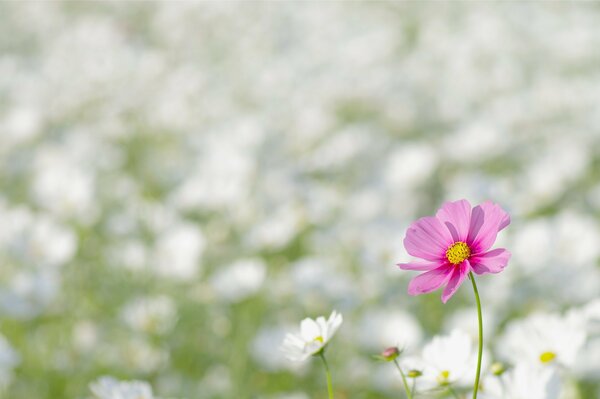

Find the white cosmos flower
[[120, 295, 177, 335], [481, 363, 561, 399], [498, 312, 586, 368], [280, 311, 343, 362], [90, 376, 154, 399], [421, 329, 480, 387]]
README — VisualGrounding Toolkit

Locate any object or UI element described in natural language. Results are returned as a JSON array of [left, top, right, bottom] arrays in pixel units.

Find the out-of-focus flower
[[90, 376, 154, 399], [398, 199, 511, 303], [120, 295, 178, 335], [480, 363, 561, 399], [420, 330, 479, 388], [280, 311, 343, 362], [152, 222, 205, 280], [356, 309, 422, 352], [498, 312, 586, 368], [111, 337, 168, 374], [210, 258, 266, 303]]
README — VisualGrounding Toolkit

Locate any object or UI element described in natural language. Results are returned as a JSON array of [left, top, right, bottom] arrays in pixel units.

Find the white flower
[[120, 295, 178, 335], [481, 363, 561, 399], [421, 329, 480, 387], [356, 309, 422, 352], [210, 258, 266, 303], [153, 223, 205, 280], [280, 311, 343, 362], [498, 312, 586, 368], [90, 376, 154, 399]]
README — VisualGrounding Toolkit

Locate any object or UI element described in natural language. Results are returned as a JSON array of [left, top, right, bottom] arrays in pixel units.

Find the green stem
[[319, 352, 334, 399], [393, 359, 413, 399], [469, 272, 483, 399]]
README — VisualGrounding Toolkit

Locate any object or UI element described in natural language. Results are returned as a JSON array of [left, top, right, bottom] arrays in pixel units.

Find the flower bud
[[407, 369, 422, 378], [381, 346, 400, 361], [491, 362, 505, 376]]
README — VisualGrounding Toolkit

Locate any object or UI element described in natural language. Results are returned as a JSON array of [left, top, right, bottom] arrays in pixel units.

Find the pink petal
[[407, 265, 453, 296], [404, 216, 454, 261], [441, 260, 470, 303], [470, 248, 511, 275], [467, 201, 511, 253], [397, 261, 441, 271], [436, 199, 472, 242]]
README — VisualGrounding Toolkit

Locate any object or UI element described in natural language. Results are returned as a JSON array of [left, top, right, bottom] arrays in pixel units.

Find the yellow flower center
[[437, 370, 450, 385], [446, 241, 471, 265], [314, 335, 324, 343], [539, 351, 556, 364]]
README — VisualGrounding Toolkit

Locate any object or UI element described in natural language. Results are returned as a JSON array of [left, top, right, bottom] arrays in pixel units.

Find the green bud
[[491, 362, 505, 376], [407, 369, 422, 378]]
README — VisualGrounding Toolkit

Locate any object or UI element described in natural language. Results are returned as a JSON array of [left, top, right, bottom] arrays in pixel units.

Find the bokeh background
[[0, 2, 599, 398]]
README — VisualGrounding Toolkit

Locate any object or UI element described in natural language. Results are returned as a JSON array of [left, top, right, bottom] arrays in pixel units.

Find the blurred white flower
[[170, 135, 255, 212], [72, 320, 98, 353], [0, 207, 77, 269], [109, 239, 148, 271], [355, 309, 422, 352], [421, 330, 479, 388], [498, 312, 586, 368], [0, 270, 60, 318], [281, 310, 343, 362], [247, 205, 303, 250], [31, 148, 96, 222], [0, 105, 41, 145], [111, 338, 168, 374], [481, 363, 560, 399], [510, 219, 552, 273], [120, 295, 178, 335], [153, 223, 205, 280], [90, 376, 154, 399], [288, 257, 355, 302], [210, 258, 266, 303], [384, 143, 438, 190], [444, 122, 507, 163], [20, 215, 77, 268], [555, 211, 600, 267]]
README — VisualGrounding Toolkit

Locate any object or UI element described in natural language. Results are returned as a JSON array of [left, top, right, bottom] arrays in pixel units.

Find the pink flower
[[398, 199, 511, 303]]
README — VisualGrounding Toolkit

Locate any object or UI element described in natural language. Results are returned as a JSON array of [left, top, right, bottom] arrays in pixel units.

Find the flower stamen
[[446, 241, 471, 265], [437, 370, 450, 385], [539, 351, 556, 364]]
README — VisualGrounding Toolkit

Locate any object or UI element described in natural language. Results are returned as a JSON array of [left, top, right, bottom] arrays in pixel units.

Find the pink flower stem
[[469, 272, 483, 399]]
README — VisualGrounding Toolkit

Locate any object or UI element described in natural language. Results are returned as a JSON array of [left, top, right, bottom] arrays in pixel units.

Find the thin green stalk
[[469, 272, 483, 399], [410, 378, 416, 398], [319, 352, 334, 399], [393, 359, 413, 399]]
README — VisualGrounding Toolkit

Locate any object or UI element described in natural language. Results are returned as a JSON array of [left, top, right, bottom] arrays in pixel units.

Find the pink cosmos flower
[[398, 199, 511, 303]]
